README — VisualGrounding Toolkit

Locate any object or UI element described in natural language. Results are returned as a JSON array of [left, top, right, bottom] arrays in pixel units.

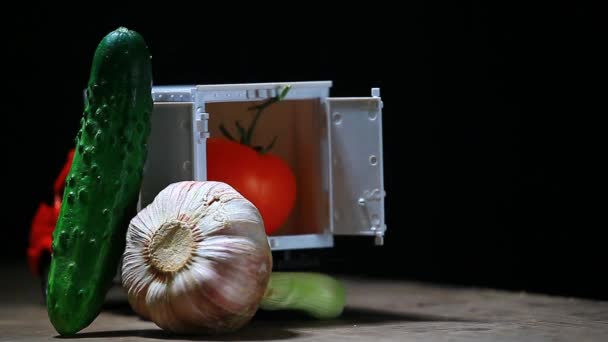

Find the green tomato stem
[[219, 85, 291, 154], [243, 106, 264, 146]]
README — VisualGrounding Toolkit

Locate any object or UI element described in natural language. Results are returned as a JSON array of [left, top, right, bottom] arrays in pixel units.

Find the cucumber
[[260, 272, 346, 319], [46, 27, 153, 336]]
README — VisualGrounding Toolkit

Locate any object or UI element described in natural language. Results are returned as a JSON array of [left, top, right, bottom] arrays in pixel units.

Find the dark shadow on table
[[103, 300, 480, 325], [252, 306, 482, 327], [85, 304, 483, 340], [102, 300, 137, 316], [55, 327, 300, 341]]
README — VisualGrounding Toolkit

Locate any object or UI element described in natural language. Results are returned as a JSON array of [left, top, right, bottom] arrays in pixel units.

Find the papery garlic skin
[[121, 181, 272, 334]]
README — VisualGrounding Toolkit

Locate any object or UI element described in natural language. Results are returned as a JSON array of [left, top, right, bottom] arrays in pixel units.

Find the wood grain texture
[[1, 261, 606, 341]]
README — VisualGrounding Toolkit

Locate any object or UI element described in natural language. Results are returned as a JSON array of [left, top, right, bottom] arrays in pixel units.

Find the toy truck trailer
[[143, 80, 387, 249], [28, 80, 387, 294]]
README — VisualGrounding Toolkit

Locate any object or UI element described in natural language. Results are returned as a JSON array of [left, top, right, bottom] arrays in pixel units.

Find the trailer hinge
[[195, 111, 209, 141]]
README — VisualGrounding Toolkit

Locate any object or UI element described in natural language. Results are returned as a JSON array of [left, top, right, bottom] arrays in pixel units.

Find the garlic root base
[[121, 181, 272, 334]]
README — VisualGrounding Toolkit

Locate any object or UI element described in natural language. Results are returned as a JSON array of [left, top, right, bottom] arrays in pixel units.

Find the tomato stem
[[219, 85, 291, 154], [219, 124, 236, 142]]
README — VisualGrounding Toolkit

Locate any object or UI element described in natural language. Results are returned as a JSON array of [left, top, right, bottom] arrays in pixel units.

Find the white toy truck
[[141, 80, 387, 251]]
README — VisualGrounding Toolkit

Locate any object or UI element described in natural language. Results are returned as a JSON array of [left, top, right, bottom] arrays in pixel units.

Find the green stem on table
[[260, 272, 346, 320]]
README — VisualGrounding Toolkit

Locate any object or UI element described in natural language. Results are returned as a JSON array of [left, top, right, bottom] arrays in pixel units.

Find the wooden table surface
[[1, 261, 606, 341]]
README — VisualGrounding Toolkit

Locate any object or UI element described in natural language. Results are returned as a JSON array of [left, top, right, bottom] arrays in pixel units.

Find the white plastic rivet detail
[[180, 94, 184, 99], [373, 189, 381, 199], [333, 112, 342, 124], [369, 155, 378, 165], [358, 198, 366, 206], [170, 94, 175, 99], [368, 110, 377, 120], [371, 214, 380, 226], [158, 94, 163, 99]]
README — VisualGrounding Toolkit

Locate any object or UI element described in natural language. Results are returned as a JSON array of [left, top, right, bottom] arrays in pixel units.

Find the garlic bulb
[[121, 181, 272, 334]]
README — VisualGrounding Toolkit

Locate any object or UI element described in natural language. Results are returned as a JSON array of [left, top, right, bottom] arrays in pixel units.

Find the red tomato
[[206, 137, 297, 236]]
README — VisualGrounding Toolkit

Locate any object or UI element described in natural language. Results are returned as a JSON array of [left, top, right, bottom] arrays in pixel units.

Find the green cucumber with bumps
[[46, 27, 153, 336]]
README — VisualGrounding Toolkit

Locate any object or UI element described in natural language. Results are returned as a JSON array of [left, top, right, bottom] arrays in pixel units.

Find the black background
[[4, 4, 606, 300]]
